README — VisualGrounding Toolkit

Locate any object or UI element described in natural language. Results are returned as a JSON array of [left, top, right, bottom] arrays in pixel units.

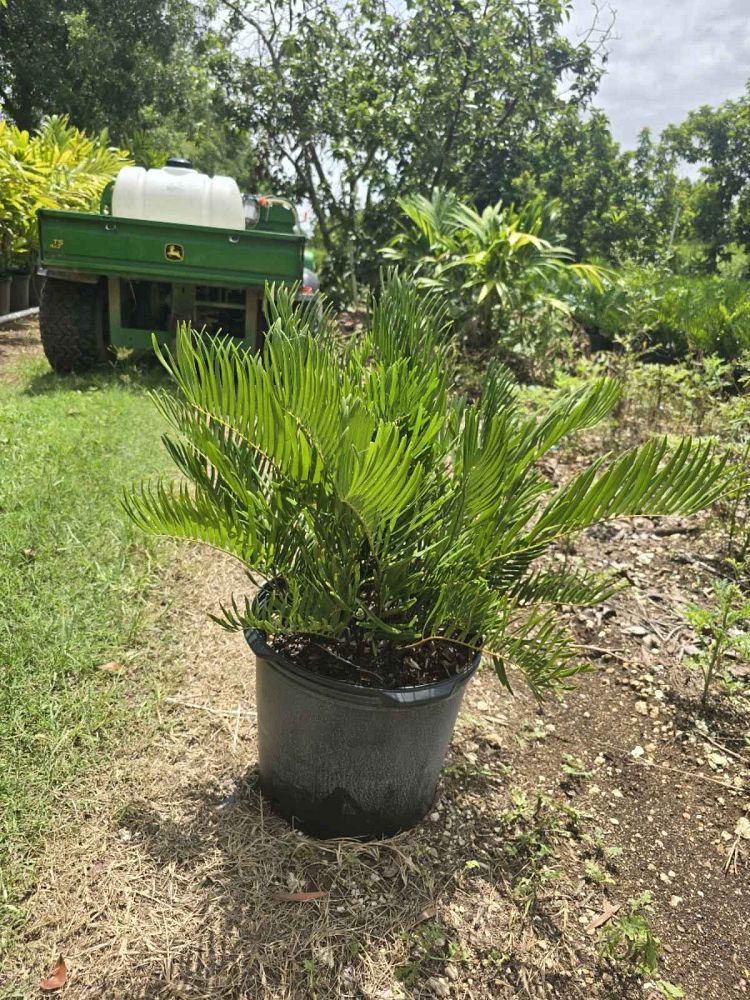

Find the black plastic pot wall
[[246, 628, 480, 839], [10, 274, 30, 312], [0, 278, 10, 316]]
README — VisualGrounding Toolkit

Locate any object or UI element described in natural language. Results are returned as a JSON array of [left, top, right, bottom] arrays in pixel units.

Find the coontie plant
[[124, 275, 731, 698]]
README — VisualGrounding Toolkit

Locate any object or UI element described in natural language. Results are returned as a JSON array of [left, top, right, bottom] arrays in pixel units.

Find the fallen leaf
[[414, 902, 438, 925], [272, 890, 327, 902], [40, 955, 67, 992], [586, 902, 622, 932], [97, 661, 124, 674]]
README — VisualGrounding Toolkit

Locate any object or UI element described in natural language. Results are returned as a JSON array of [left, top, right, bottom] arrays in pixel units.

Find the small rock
[[316, 945, 335, 968], [669, 895, 683, 908], [631, 745, 645, 759], [635, 701, 649, 716], [429, 812, 441, 823], [427, 976, 451, 998]]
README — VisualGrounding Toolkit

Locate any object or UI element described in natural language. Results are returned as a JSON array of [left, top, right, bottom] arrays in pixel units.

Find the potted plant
[[0, 120, 32, 315], [125, 276, 730, 838], [0, 243, 11, 316], [0, 116, 128, 314]]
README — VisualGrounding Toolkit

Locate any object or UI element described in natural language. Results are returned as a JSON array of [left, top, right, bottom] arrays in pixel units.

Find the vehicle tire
[[39, 278, 112, 373]]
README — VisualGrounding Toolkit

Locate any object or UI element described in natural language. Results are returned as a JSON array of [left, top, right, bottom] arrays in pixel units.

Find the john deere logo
[[165, 243, 185, 262]]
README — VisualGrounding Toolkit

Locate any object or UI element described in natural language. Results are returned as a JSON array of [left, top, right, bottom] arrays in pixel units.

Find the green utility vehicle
[[37, 158, 308, 372]]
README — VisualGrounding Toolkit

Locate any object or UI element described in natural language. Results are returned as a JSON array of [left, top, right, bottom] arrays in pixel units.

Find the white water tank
[[111, 163, 245, 230]]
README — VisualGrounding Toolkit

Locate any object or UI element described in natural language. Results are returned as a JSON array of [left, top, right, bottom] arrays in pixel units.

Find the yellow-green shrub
[[0, 115, 130, 272]]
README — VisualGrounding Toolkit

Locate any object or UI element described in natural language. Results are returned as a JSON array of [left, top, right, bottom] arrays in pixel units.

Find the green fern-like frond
[[124, 275, 733, 696]]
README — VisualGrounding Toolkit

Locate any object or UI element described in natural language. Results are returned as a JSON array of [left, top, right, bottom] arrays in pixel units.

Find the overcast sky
[[569, 0, 750, 150]]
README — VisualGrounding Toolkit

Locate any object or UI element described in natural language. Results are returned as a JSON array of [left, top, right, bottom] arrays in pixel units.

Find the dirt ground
[[0, 316, 43, 382], [2, 323, 748, 999]]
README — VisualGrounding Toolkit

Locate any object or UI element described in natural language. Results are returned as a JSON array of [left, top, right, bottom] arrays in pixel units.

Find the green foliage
[[383, 189, 607, 349], [657, 276, 750, 358], [0, 115, 128, 271], [684, 580, 750, 711], [583, 826, 623, 863], [125, 274, 730, 696], [396, 921, 469, 986], [582, 859, 613, 885], [573, 266, 750, 360], [521, 112, 689, 264], [598, 892, 684, 998], [664, 83, 750, 269], [561, 752, 592, 781], [499, 790, 570, 910], [219, 0, 605, 296]]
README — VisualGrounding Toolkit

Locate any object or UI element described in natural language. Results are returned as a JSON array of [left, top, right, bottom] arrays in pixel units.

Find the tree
[[0, 0, 255, 181], [515, 110, 689, 265], [218, 0, 610, 295], [664, 84, 750, 269]]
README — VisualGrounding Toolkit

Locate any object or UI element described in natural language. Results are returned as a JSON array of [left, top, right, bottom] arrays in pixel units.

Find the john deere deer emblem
[[165, 243, 185, 262]]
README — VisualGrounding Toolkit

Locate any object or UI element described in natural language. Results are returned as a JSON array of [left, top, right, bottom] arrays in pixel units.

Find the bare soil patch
[[0, 318, 43, 382]]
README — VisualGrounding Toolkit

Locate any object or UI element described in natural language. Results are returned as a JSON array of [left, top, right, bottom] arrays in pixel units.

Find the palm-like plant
[[125, 276, 730, 696], [383, 190, 607, 345], [0, 115, 129, 271]]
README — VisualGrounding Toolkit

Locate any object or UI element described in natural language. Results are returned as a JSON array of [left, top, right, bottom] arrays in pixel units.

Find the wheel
[[39, 278, 112, 373]]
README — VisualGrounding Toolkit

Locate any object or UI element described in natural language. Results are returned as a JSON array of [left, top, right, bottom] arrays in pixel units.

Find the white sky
[[569, 0, 750, 149]]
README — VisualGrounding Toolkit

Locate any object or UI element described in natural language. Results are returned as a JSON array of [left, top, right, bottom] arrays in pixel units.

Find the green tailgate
[[38, 209, 304, 287]]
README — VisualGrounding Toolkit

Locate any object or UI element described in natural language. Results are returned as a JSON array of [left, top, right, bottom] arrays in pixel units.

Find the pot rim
[[244, 582, 483, 705]]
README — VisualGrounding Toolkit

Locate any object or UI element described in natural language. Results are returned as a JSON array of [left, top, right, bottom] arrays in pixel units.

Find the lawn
[[0, 345, 172, 949]]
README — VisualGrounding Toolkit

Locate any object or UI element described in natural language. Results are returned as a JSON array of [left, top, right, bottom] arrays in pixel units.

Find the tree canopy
[[218, 0, 609, 290], [1, 0, 749, 289]]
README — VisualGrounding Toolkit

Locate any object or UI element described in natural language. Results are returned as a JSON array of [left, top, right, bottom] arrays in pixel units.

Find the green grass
[[0, 356, 173, 947]]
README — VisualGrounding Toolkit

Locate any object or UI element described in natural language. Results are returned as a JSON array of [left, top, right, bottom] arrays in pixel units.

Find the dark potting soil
[[269, 632, 478, 689]]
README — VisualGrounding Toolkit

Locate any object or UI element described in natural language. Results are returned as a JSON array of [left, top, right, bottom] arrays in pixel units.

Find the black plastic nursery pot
[[9, 273, 30, 312], [245, 607, 481, 840], [0, 277, 10, 316]]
